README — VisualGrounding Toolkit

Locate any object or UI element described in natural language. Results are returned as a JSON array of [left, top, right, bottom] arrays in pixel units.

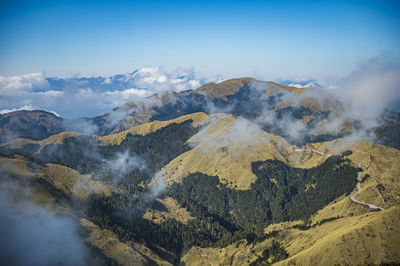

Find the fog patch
[[62, 118, 99, 135], [146, 173, 166, 200], [103, 150, 146, 181], [331, 56, 400, 128], [305, 55, 400, 145], [0, 169, 88, 266], [323, 134, 365, 154], [225, 117, 268, 145]]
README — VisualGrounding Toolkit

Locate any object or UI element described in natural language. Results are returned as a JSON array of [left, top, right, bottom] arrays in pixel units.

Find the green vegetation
[[0, 118, 364, 264], [250, 240, 288, 266], [169, 155, 358, 233], [2, 120, 202, 189], [83, 154, 358, 262]]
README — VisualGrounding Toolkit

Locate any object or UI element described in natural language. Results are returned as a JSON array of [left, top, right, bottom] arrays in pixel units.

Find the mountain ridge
[[1, 76, 399, 265]]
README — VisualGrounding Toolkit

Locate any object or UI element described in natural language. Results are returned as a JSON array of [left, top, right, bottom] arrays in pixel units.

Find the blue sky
[[0, 0, 399, 79]]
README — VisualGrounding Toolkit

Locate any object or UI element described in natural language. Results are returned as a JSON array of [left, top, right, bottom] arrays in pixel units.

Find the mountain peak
[[195, 77, 306, 100], [195, 77, 255, 100]]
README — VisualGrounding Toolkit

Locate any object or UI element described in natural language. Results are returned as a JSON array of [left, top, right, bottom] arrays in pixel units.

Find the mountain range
[[0, 77, 399, 265]]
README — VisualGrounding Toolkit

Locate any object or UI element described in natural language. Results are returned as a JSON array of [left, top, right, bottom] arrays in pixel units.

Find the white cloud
[[0, 104, 36, 114], [0, 104, 60, 117], [0, 73, 48, 94], [329, 56, 400, 127], [38, 90, 64, 96], [287, 82, 316, 88], [102, 77, 112, 84], [106, 88, 149, 98], [0, 67, 222, 118]]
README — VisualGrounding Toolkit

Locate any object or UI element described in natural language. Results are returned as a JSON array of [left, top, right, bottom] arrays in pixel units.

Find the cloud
[[0, 104, 36, 114], [105, 88, 149, 98], [104, 150, 146, 181], [0, 169, 88, 266], [146, 173, 166, 200], [286, 82, 318, 88], [0, 67, 222, 119], [299, 55, 400, 144], [0, 201, 87, 266], [0, 104, 61, 117], [0, 72, 48, 94], [277, 79, 322, 89], [38, 90, 64, 96], [332, 56, 400, 123]]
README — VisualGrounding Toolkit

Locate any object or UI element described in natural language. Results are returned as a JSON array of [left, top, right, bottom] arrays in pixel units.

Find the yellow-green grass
[[142, 196, 194, 224], [1, 131, 82, 150], [81, 219, 172, 266], [38, 163, 116, 199], [0, 155, 35, 176], [97, 112, 210, 146], [182, 239, 253, 266], [0, 156, 67, 209], [274, 206, 400, 266], [182, 207, 400, 266], [196, 78, 305, 101], [313, 140, 400, 209], [158, 114, 329, 190]]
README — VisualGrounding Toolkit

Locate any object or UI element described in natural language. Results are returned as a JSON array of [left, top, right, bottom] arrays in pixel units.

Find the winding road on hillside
[[294, 147, 385, 211]]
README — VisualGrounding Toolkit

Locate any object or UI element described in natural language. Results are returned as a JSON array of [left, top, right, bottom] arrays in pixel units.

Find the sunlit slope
[[1, 131, 83, 150], [182, 207, 400, 266], [0, 155, 34, 176], [81, 219, 172, 266], [196, 78, 305, 100], [97, 112, 209, 145], [1, 112, 209, 150], [182, 239, 252, 266], [0, 155, 115, 203], [142, 196, 194, 225], [38, 163, 116, 199], [1, 99, 399, 266], [312, 139, 400, 208], [158, 113, 330, 190], [278, 139, 400, 224], [274, 206, 400, 266], [161, 132, 400, 265], [0, 155, 65, 207], [0, 155, 169, 265]]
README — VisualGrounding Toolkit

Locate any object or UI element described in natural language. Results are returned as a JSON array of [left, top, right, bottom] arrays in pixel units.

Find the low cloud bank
[[0, 67, 222, 118]]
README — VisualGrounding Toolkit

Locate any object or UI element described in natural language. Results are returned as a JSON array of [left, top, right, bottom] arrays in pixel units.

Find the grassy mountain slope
[[81, 218, 172, 266], [3, 112, 398, 265], [312, 140, 400, 208], [178, 139, 400, 265], [274, 206, 400, 266], [1, 77, 399, 265], [97, 112, 209, 146], [182, 207, 400, 266], [158, 113, 331, 190]]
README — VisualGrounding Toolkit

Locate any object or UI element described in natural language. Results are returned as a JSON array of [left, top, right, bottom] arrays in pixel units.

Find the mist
[[0, 170, 88, 266], [330, 56, 400, 125]]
